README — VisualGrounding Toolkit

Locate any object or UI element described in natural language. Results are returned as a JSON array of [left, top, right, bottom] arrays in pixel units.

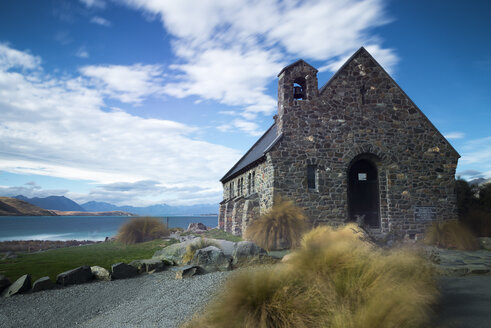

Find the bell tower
[[276, 59, 318, 133]]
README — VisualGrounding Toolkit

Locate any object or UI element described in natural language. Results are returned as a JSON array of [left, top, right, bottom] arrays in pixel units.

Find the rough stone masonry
[[219, 47, 459, 239]]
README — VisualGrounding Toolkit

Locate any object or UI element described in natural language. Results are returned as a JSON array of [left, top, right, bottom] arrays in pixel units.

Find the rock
[[281, 253, 294, 263], [129, 259, 170, 274], [175, 265, 206, 279], [479, 238, 491, 251], [91, 266, 111, 281], [2, 274, 31, 297], [211, 239, 236, 257], [186, 222, 208, 232], [232, 241, 269, 266], [0, 275, 11, 294], [32, 277, 55, 292], [152, 237, 201, 264], [56, 266, 92, 286], [191, 246, 231, 272], [111, 262, 138, 280]]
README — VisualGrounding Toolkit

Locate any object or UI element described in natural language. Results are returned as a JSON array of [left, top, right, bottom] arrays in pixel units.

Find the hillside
[[0, 197, 56, 216], [14, 195, 86, 211], [81, 201, 218, 216]]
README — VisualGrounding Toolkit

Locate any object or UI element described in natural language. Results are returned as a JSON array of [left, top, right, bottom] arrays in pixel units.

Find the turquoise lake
[[0, 216, 218, 241]]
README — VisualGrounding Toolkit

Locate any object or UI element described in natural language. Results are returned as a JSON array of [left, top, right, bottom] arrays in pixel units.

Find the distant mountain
[[81, 201, 218, 216], [0, 197, 56, 216], [469, 178, 491, 186], [14, 195, 86, 212]]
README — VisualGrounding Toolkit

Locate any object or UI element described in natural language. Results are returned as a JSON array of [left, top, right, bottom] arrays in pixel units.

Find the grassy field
[[0, 239, 175, 282], [181, 228, 243, 243]]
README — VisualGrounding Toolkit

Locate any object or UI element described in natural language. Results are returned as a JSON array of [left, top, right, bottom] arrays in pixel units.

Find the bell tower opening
[[293, 77, 306, 100]]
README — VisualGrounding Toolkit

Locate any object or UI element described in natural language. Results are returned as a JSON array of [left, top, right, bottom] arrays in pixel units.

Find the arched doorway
[[348, 157, 380, 227]]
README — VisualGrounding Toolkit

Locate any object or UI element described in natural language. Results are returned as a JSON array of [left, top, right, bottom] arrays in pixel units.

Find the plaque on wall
[[414, 206, 436, 221], [358, 173, 367, 181]]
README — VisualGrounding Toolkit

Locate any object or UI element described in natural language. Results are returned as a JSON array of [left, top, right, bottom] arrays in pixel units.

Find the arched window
[[293, 77, 306, 100]]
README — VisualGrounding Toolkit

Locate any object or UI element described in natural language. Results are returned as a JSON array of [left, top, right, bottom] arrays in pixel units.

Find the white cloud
[[458, 136, 491, 179], [0, 43, 41, 70], [80, 64, 165, 103], [90, 16, 111, 27], [80, 0, 105, 9], [444, 132, 465, 140], [0, 44, 242, 205], [120, 0, 397, 134], [76, 47, 89, 58]]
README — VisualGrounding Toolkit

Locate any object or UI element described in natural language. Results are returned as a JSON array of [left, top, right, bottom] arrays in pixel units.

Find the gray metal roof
[[221, 123, 281, 182]]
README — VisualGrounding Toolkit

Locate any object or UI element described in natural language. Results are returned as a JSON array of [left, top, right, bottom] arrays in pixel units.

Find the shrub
[[182, 238, 220, 263], [184, 224, 438, 328], [424, 220, 480, 250], [244, 196, 309, 251], [116, 217, 169, 245]]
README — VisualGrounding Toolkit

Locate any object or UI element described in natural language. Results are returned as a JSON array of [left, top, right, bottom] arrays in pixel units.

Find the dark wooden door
[[348, 159, 380, 227]]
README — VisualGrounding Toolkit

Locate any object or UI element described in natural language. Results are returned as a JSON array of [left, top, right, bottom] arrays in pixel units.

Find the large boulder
[[152, 237, 201, 264], [174, 265, 206, 279], [129, 258, 170, 274], [2, 274, 31, 297], [186, 222, 208, 232], [191, 246, 231, 272], [91, 266, 111, 281], [0, 275, 11, 294], [111, 262, 138, 280], [56, 266, 92, 286], [211, 239, 236, 257], [232, 241, 269, 266], [32, 277, 56, 292]]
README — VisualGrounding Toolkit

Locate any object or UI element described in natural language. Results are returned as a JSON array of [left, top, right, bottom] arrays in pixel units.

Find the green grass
[[0, 239, 175, 282], [181, 228, 243, 243]]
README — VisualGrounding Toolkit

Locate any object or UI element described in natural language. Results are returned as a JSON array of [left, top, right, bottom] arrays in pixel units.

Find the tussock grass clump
[[424, 219, 480, 250], [244, 196, 309, 251], [182, 238, 220, 263], [184, 224, 438, 328], [116, 217, 169, 245]]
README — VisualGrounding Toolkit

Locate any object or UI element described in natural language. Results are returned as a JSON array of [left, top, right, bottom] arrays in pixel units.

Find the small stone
[[129, 259, 169, 274], [175, 265, 206, 279], [111, 262, 138, 280], [91, 266, 111, 281], [2, 274, 31, 297], [56, 266, 92, 286], [32, 277, 55, 292]]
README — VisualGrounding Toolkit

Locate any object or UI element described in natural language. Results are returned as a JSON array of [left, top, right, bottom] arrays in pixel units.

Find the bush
[[116, 217, 169, 245], [244, 196, 309, 251], [184, 224, 438, 328], [424, 220, 480, 250], [182, 238, 220, 263]]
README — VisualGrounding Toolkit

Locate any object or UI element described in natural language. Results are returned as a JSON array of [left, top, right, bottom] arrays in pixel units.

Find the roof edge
[[220, 123, 276, 183], [278, 59, 318, 77]]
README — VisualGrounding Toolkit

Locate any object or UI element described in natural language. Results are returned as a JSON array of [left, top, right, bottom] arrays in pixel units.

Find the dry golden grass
[[183, 224, 438, 328], [424, 219, 480, 250], [182, 238, 220, 263], [244, 196, 309, 251], [116, 217, 169, 245]]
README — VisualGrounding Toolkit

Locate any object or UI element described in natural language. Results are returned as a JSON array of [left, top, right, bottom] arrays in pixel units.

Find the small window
[[307, 165, 316, 189], [247, 173, 251, 194], [252, 171, 256, 192], [230, 182, 234, 198]]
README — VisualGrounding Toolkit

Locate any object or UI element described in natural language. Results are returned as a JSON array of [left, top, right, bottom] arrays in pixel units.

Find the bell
[[293, 86, 303, 99]]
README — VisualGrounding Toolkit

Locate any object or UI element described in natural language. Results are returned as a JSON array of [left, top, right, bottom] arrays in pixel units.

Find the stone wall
[[271, 48, 459, 237], [220, 48, 459, 238], [219, 159, 273, 235]]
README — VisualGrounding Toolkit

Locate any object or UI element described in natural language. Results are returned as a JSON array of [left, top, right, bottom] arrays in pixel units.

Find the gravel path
[[0, 270, 231, 328]]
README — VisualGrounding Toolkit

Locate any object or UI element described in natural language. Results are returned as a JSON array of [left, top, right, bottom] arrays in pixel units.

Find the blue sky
[[0, 0, 490, 206]]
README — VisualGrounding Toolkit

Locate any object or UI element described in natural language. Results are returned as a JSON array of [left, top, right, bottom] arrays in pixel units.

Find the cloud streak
[[120, 0, 397, 134], [0, 44, 241, 205]]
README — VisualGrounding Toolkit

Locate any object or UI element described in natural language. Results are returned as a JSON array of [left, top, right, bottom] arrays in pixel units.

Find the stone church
[[218, 47, 459, 239]]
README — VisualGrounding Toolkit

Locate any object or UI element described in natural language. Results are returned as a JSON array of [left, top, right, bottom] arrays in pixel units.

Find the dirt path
[[436, 276, 491, 328]]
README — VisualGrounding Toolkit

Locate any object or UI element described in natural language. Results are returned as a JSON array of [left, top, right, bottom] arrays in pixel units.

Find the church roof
[[220, 123, 281, 183]]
